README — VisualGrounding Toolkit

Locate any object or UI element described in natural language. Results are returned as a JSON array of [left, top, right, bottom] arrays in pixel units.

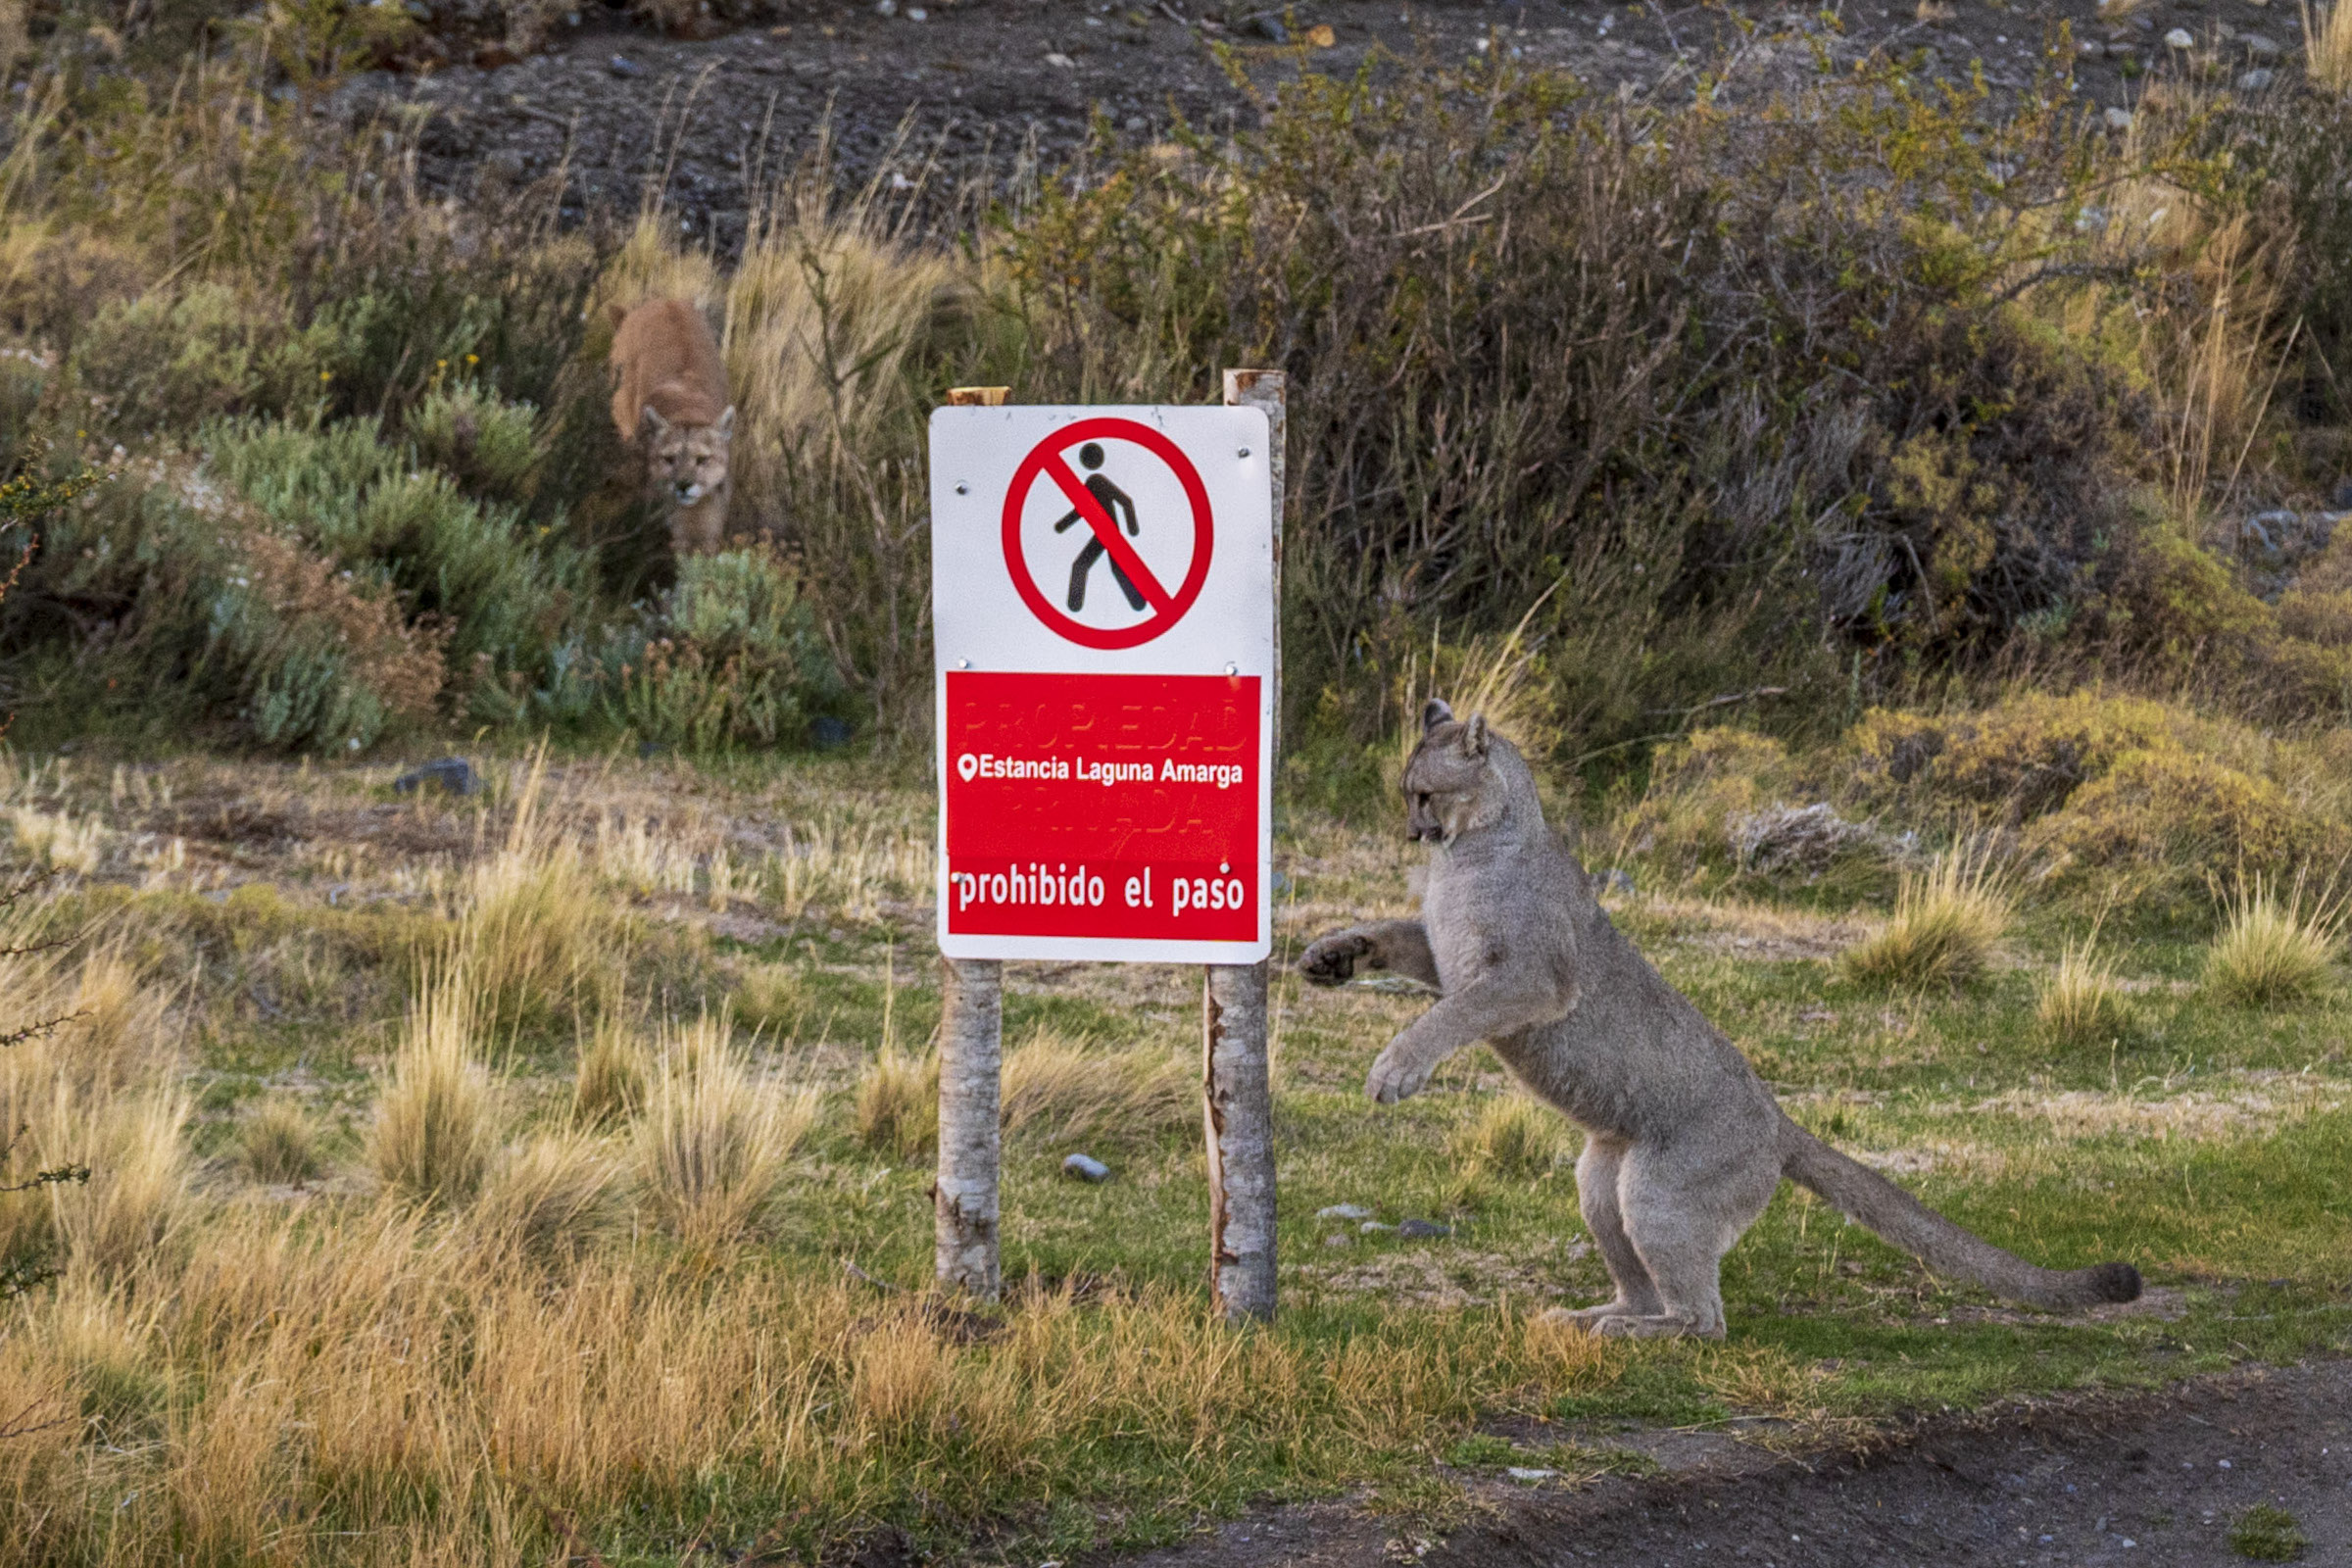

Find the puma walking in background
[[1298, 700, 2142, 1340], [608, 297, 735, 558]]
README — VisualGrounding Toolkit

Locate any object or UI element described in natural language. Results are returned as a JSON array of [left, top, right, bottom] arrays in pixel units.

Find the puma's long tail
[[1780, 1121, 2140, 1309]]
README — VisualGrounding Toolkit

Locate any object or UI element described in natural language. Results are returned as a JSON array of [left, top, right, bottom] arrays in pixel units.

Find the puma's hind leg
[[1546, 1136, 1663, 1328], [1584, 1136, 1780, 1341]]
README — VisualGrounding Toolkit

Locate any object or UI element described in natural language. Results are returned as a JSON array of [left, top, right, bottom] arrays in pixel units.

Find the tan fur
[[607, 298, 735, 557], [1299, 699, 2141, 1339]]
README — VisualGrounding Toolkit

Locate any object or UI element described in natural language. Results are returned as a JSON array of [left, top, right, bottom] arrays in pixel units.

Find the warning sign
[[930, 405, 1274, 964], [1001, 417, 1215, 650]]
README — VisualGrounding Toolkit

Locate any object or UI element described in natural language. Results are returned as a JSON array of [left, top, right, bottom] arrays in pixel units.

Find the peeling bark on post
[[936, 384, 1008, 1301], [935, 956, 1004, 1299], [1205, 368, 1285, 1323]]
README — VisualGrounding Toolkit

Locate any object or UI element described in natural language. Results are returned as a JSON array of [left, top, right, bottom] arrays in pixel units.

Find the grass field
[[3, 741, 2349, 1565]]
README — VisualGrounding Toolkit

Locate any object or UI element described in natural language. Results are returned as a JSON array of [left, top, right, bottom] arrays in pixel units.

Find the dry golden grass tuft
[[2204, 873, 2344, 1007], [2036, 937, 2140, 1049], [47, 1085, 190, 1280], [635, 1010, 815, 1241], [1001, 1028, 1194, 1148], [721, 168, 967, 530], [2306, 0, 2352, 89], [233, 1095, 322, 1186], [854, 1044, 939, 1160], [452, 752, 613, 1032], [1838, 840, 2014, 989], [1454, 1093, 1568, 1180], [470, 1129, 624, 1261], [368, 965, 499, 1205], [733, 959, 807, 1033], [8, 806, 104, 872], [571, 1011, 651, 1128]]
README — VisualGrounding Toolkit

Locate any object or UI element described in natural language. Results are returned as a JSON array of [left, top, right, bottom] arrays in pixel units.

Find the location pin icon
[[957, 753, 979, 781]]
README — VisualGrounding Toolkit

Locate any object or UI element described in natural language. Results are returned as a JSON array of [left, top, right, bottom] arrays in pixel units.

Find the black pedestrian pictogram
[[1053, 443, 1145, 613]]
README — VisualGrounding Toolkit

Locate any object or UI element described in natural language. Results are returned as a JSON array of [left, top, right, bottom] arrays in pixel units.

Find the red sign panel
[[943, 670, 1259, 946]]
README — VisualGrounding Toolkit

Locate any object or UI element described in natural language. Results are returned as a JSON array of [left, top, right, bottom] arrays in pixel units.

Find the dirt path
[[1114, 1360, 2352, 1567], [329, 0, 2216, 248]]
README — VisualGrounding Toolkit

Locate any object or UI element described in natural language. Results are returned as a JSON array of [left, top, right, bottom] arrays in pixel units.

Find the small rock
[[393, 758, 481, 797], [1044, 50, 1076, 66], [608, 54, 643, 76], [481, 147, 527, 185], [875, 0, 897, 12], [1124, 115, 1147, 130], [1359, 1220, 1396, 1235], [2241, 30, 2279, 53], [2104, 106, 2135, 129], [1601, 867, 1636, 897], [1248, 12, 1288, 41], [1506, 1467, 1557, 1483], [2078, 36, 2106, 55], [1398, 1218, 1452, 1239], [1324, 1232, 1351, 1248], [1316, 1203, 1374, 1221], [2238, 66, 2276, 87], [1062, 1152, 1110, 1182], [906, 5, 927, 16], [2164, 25, 2194, 45], [1304, 22, 1336, 45], [811, 715, 854, 750]]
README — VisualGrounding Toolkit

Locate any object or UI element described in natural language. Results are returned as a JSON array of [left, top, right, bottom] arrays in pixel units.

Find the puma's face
[[1402, 699, 1502, 844], [643, 406, 734, 510]]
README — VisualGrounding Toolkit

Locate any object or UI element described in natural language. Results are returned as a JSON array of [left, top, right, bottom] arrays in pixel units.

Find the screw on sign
[[930, 392, 1282, 1321]]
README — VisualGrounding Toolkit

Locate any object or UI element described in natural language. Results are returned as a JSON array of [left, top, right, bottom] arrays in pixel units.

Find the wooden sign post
[[928, 375, 1282, 1320]]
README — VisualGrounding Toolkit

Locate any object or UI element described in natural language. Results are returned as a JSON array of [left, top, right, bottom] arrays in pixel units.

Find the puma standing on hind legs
[[1298, 700, 2141, 1340]]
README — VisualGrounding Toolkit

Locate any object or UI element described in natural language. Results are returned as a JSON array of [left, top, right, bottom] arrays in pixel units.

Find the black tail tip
[[2089, 1261, 2142, 1303]]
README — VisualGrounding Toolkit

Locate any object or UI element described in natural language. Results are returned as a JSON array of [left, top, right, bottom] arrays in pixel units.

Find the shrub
[[1846, 694, 2201, 818], [854, 1046, 939, 1161], [1615, 728, 1799, 874], [2230, 1501, 2310, 1561], [2204, 875, 2342, 1007], [2037, 750, 2335, 910], [596, 547, 844, 752], [234, 1097, 322, 1187], [407, 381, 543, 504], [1838, 840, 2013, 990], [368, 967, 498, 1205], [9, 464, 448, 752], [2035, 939, 2140, 1049], [634, 1011, 815, 1241]]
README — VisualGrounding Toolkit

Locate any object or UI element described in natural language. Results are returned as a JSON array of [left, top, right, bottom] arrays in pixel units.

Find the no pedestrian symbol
[[1001, 416, 1215, 650]]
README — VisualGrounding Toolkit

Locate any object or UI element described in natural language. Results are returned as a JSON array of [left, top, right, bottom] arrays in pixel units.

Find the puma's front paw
[[1298, 930, 1373, 987], [1364, 1042, 1434, 1104]]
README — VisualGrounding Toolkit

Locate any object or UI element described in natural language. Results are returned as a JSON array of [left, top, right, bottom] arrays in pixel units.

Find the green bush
[[408, 382, 542, 504], [595, 548, 843, 752], [205, 416, 584, 719]]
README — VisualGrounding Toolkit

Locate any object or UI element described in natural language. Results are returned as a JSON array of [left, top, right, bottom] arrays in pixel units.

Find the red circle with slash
[[1000, 417, 1215, 650]]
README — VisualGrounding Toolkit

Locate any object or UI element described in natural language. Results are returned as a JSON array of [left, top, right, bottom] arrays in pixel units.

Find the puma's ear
[[640, 405, 668, 437], [1461, 714, 1490, 759], [1421, 699, 1454, 734], [715, 405, 736, 439]]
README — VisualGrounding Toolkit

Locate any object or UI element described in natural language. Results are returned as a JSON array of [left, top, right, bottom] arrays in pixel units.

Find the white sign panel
[[929, 405, 1275, 964]]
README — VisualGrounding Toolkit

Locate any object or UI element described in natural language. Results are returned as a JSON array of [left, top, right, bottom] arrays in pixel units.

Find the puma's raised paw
[[1298, 930, 1374, 987], [1364, 1042, 1434, 1104]]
